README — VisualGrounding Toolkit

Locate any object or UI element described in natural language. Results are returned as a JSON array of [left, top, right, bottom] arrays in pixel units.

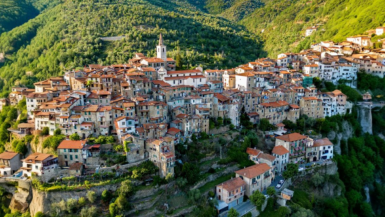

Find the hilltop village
[[1, 26, 385, 216]]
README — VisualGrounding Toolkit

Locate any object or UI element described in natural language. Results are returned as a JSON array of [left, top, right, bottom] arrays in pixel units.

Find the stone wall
[[209, 126, 230, 135], [191, 164, 239, 190], [29, 182, 121, 216]]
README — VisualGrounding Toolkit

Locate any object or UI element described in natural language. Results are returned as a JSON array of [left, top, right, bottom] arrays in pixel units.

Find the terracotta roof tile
[[216, 177, 246, 192], [313, 138, 333, 147], [272, 146, 290, 155], [57, 140, 86, 149], [276, 133, 307, 142], [0, 151, 18, 160], [235, 163, 271, 179], [246, 148, 261, 156]]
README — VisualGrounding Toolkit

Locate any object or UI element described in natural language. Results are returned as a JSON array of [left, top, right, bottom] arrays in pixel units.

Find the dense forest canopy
[[0, 0, 39, 35], [0, 0, 264, 97]]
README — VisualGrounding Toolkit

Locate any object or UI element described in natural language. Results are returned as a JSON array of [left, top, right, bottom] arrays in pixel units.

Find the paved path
[[263, 175, 284, 194], [298, 159, 332, 169], [100, 36, 125, 41], [220, 201, 255, 217]]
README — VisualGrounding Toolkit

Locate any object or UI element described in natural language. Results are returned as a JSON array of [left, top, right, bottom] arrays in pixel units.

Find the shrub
[[70, 133, 80, 141], [267, 186, 276, 196], [40, 127, 49, 136], [101, 190, 112, 203], [87, 191, 96, 203], [34, 212, 44, 217], [250, 190, 265, 210], [208, 191, 215, 197], [80, 206, 98, 217], [54, 128, 61, 136], [78, 197, 86, 206]]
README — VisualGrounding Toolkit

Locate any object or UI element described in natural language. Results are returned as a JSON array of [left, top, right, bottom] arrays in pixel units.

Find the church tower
[[157, 33, 167, 61]]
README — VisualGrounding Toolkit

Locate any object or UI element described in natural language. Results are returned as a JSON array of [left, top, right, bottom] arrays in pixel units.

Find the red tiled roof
[[167, 127, 181, 135], [57, 140, 86, 149], [235, 163, 271, 179], [272, 146, 290, 155], [313, 138, 333, 147], [246, 147, 261, 156], [217, 177, 246, 192], [259, 153, 276, 162], [0, 151, 18, 160], [167, 69, 201, 75], [276, 133, 307, 142]]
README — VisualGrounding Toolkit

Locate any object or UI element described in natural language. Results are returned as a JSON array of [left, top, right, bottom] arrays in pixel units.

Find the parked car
[[298, 167, 305, 172], [279, 179, 285, 184], [276, 183, 282, 189]]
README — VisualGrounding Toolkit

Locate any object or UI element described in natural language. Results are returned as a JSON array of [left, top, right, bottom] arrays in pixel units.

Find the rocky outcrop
[[328, 120, 354, 155], [9, 180, 32, 212], [0, 180, 32, 213], [29, 183, 121, 216], [315, 181, 342, 198]]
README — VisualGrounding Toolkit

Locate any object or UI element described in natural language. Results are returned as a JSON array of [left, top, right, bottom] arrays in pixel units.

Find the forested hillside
[[188, 0, 264, 21], [239, 0, 385, 57], [0, 0, 264, 97], [0, 0, 39, 35]]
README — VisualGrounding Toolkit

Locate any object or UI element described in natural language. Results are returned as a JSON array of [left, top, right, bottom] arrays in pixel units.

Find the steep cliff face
[[327, 120, 354, 155], [0, 180, 32, 213], [29, 183, 121, 216]]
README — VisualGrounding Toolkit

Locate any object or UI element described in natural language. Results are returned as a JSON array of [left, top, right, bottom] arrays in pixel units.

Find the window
[[35, 165, 38, 169], [64, 155, 67, 159], [75, 155, 78, 159], [70, 155, 73, 160]]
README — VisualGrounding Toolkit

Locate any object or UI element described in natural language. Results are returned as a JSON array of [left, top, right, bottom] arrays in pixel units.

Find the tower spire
[[159, 33, 164, 46]]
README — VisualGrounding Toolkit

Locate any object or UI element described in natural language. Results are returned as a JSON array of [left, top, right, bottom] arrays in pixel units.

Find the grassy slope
[[0, 0, 263, 95], [240, 0, 385, 57]]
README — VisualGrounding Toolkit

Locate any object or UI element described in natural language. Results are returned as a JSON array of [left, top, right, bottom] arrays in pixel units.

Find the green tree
[[228, 208, 239, 217], [123, 141, 130, 153], [292, 207, 315, 217], [267, 186, 276, 196], [259, 119, 276, 131], [229, 124, 235, 130], [118, 180, 133, 197], [69, 133, 80, 141], [78, 197, 86, 207], [101, 190, 112, 203], [188, 189, 201, 202], [180, 162, 200, 184], [283, 163, 298, 180], [54, 128, 61, 136], [176, 53, 182, 69], [311, 172, 325, 187], [40, 127, 49, 136], [66, 198, 77, 213], [80, 206, 97, 217], [277, 206, 291, 216], [250, 190, 265, 210]]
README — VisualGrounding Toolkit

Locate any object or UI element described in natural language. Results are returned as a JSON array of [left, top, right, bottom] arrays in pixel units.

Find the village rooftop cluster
[[0, 26, 384, 207]]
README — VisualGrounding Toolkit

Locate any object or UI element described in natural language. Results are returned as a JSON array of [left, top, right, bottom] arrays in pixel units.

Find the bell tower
[[157, 33, 167, 61]]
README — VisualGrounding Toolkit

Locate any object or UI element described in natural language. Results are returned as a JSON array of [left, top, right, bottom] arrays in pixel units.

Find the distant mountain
[[0, 0, 264, 95], [239, 0, 385, 57]]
